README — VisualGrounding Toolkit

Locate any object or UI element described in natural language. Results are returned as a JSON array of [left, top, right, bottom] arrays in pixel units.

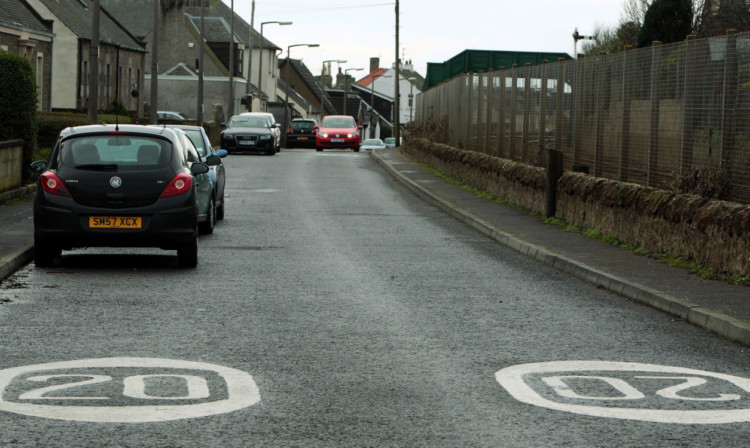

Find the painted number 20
[[19, 374, 210, 401]]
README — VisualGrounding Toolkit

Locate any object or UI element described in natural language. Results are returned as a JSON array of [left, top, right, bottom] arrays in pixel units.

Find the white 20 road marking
[[495, 361, 750, 424], [0, 358, 260, 423]]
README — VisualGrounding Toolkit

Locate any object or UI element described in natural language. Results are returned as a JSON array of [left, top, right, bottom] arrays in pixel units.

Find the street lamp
[[319, 59, 346, 118], [370, 73, 391, 138], [342, 67, 363, 116], [257, 21, 292, 112], [283, 43, 319, 148]]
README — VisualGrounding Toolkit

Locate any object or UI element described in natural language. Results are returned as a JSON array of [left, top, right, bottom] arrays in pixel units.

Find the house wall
[[145, 74, 247, 122], [28, 0, 79, 111], [0, 27, 53, 112], [77, 41, 145, 114]]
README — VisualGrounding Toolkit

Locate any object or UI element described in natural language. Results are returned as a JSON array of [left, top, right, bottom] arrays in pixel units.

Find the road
[[0, 149, 748, 447]]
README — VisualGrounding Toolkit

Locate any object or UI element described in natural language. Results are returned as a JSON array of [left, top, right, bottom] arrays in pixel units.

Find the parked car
[[315, 115, 362, 152], [157, 111, 186, 121], [286, 119, 318, 148], [384, 137, 398, 148], [161, 124, 228, 221], [220, 115, 277, 155], [241, 112, 280, 152], [360, 138, 386, 151], [30, 124, 219, 268]]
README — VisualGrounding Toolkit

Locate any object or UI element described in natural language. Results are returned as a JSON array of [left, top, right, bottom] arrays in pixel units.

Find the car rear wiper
[[75, 164, 118, 171]]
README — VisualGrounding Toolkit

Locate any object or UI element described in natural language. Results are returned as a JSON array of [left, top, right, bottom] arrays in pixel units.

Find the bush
[[0, 53, 38, 183]]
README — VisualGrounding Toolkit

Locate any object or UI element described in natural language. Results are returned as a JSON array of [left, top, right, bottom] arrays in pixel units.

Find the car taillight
[[286, 129, 293, 134], [159, 173, 192, 198], [39, 172, 71, 197]]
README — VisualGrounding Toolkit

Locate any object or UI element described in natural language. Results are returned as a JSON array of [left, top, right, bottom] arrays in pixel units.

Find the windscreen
[[60, 135, 172, 170], [229, 117, 269, 128], [321, 118, 355, 128]]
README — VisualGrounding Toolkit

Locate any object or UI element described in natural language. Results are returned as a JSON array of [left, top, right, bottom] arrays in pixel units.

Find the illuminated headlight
[[260, 135, 271, 140], [319, 132, 328, 138], [348, 132, 358, 138]]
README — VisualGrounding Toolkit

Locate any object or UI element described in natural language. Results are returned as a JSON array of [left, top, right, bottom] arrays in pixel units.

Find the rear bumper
[[34, 192, 198, 250]]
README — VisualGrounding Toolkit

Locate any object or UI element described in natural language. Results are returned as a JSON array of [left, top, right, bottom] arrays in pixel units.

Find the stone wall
[[404, 136, 750, 277], [0, 140, 23, 193]]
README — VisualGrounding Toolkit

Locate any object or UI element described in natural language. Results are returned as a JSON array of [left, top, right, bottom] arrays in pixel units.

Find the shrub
[[0, 53, 38, 183]]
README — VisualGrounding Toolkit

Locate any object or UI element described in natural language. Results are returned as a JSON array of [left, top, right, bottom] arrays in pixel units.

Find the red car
[[315, 115, 362, 152]]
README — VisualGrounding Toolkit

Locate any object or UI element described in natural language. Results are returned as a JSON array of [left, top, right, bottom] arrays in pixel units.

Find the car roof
[[60, 124, 179, 137], [157, 124, 203, 131]]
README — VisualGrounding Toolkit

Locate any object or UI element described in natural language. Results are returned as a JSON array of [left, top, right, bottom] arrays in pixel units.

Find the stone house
[[100, 0, 284, 122], [1, 0, 54, 112], [26, 0, 147, 116]]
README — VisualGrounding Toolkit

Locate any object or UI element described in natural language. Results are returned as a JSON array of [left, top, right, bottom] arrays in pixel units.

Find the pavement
[[1, 148, 749, 347]]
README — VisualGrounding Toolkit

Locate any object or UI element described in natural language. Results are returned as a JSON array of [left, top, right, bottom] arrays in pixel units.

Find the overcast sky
[[227, 0, 627, 79]]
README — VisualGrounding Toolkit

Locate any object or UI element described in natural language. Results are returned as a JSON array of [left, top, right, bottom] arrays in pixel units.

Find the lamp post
[[342, 67, 363, 117], [320, 59, 346, 118], [257, 21, 292, 112], [283, 43, 319, 148], [370, 74, 391, 138]]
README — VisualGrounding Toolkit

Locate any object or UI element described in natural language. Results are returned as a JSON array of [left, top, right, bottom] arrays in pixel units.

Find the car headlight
[[260, 135, 271, 140], [319, 132, 328, 138]]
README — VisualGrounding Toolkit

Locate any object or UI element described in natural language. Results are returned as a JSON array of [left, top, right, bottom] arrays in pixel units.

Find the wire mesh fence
[[415, 31, 750, 204]]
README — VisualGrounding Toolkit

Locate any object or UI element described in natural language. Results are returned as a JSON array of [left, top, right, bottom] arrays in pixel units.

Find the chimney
[[370, 57, 380, 73]]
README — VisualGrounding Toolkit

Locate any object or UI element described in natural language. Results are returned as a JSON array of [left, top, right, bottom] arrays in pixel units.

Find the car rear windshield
[[60, 135, 172, 170], [321, 118, 355, 128], [291, 121, 315, 130]]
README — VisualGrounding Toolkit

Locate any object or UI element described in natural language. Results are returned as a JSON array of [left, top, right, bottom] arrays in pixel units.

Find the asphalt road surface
[[0, 149, 748, 447]]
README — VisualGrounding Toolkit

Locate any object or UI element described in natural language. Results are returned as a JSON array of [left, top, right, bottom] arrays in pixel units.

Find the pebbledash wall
[[404, 136, 750, 278]]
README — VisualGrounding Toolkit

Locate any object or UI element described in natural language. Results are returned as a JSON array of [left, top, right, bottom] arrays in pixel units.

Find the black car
[[285, 119, 318, 148], [220, 114, 278, 155], [30, 124, 216, 268]]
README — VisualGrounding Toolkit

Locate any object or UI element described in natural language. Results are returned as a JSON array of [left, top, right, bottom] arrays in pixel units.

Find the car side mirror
[[214, 149, 228, 158], [191, 162, 209, 175], [30, 160, 48, 173], [205, 155, 221, 166]]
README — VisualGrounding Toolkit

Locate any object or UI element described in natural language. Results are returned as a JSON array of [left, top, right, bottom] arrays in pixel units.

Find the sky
[[227, 0, 628, 80]]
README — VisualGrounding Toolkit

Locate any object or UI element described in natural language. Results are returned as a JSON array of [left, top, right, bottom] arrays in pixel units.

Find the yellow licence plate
[[89, 216, 142, 229], [298, 137, 308, 140]]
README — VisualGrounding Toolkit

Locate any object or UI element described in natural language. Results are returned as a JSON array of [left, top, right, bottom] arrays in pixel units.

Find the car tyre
[[353, 147, 360, 152], [177, 236, 198, 268], [34, 237, 61, 267], [199, 197, 215, 234], [216, 195, 225, 221], [316, 147, 323, 152]]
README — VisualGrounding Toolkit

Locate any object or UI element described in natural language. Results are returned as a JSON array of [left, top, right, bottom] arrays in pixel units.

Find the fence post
[[466, 73, 473, 150], [572, 55, 583, 170], [485, 71, 494, 154], [680, 35, 697, 174], [721, 30, 738, 181], [510, 64, 519, 160], [476, 71, 484, 152], [545, 148, 563, 217], [619, 46, 632, 182], [498, 68, 506, 158], [647, 41, 662, 187], [539, 61, 549, 163], [595, 53, 607, 177], [455, 76, 463, 148], [555, 59, 565, 157], [522, 63, 532, 162]]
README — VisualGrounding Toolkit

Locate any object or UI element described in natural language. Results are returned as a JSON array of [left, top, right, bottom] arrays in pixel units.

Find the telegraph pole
[[197, 0, 205, 125], [394, 0, 400, 144], [150, 0, 159, 124], [228, 0, 235, 118], [246, 0, 255, 111], [88, 0, 100, 123]]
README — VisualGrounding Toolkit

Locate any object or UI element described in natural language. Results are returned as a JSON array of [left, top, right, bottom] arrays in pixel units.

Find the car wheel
[[199, 197, 216, 234], [177, 236, 198, 268], [34, 237, 60, 267], [353, 147, 360, 152], [216, 195, 225, 221], [316, 147, 323, 152]]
